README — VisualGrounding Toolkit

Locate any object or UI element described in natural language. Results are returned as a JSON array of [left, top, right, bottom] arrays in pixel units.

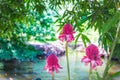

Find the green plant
[[0, 0, 57, 61], [0, 37, 41, 61]]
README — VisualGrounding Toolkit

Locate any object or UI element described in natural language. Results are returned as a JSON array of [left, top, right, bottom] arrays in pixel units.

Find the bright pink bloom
[[44, 54, 62, 74], [81, 44, 103, 70], [59, 23, 75, 42]]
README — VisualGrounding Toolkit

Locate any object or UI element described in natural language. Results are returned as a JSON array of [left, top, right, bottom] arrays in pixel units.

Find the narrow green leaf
[[75, 33, 81, 45], [82, 35, 86, 47], [95, 71, 102, 80], [57, 24, 63, 32], [111, 71, 120, 78], [78, 16, 89, 26], [102, 12, 120, 34], [82, 34, 91, 43], [105, 33, 114, 42]]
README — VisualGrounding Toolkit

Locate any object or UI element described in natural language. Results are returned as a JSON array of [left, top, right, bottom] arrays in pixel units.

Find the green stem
[[66, 42, 70, 80], [89, 65, 92, 80], [102, 21, 120, 79], [52, 72, 54, 80]]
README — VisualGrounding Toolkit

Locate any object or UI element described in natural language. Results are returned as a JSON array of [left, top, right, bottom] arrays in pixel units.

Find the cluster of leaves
[[48, 0, 120, 79], [0, 0, 57, 61], [0, 37, 41, 61], [18, 12, 56, 42], [0, 0, 46, 38], [0, 0, 119, 58], [0, 0, 120, 79], [112, 39, 120, 62], [51, 0, 120, 48], [48, 0, 120, 63], [92, 70, 120, 80]]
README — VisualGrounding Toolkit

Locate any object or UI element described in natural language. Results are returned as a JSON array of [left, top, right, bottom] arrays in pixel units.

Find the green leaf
[[82, 36, 86, 47], [75, 33, 81, 45], [105, 33, 114, 42], [102, 12, 120, 34], [111, 71, 120, 78], [82, 34, 91, 43], [81, 34, 91, 47], [57, 24, 64, 32], [78, 15, 89, 27], [95, 71, 102, 80]]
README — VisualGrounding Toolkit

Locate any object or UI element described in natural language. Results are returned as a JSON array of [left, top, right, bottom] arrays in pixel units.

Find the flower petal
[[81, 56, 91, 65], [90, 58, 103, 70], [66, 34, 75, 42], [59, 34, 65, 42], [90, 60, 98, 69]]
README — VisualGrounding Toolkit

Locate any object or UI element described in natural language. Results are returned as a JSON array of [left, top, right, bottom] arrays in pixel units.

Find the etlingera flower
[[81, 44, 103, 70], [44, 54, 62, 74], [59, 23, 75, 42]]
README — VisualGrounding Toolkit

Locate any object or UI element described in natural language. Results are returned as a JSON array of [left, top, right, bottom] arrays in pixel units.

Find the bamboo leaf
[[102, 12, 120, 34], [95, 71, 102, 80], [82, 34, 91, 43], [81, 34, 91, 47], [75, 33, 81, 45], [82, 35, 86, 47], [78, 15, 89, 26], [111, 71, 120, 78]]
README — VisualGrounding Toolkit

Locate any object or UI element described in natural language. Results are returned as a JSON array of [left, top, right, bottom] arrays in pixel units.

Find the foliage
[[1, 0, 119, 49], [0, 0, 46, 37], [0, 13, 56, 61], [0, 37, 41, 61], [0, 0, 119, 49], [15, 12, 56, 42], [49, 0, 120, 61], [48, 0, 120, 80], [112, 44, 120, 62], [0, 0, 57, 61], [0, 1, 120, 79], [51, 0, 120, 48]]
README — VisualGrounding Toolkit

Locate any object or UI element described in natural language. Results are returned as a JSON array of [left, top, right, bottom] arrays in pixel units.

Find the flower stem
[[52, 72, 54, 80], [89, 65, 92, 80], [102, 21, 120, 79], [66, 42, 70, 80]]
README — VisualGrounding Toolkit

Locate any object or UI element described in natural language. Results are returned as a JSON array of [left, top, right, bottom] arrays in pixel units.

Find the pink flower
[[44, 54, 62, 74], [81, 44, 103, 70], [59, 23, 75, 42]]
